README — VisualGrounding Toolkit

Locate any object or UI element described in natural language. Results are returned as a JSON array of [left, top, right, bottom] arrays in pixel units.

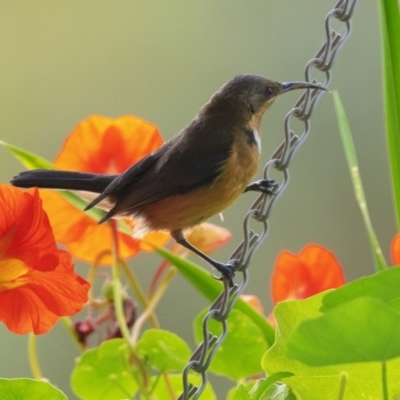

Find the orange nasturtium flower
[[390, 233, 400, 265], [0, 185, 89, 335], [271, 243, 346, 304], [178, 222, 232, 256], [39, 115, 169, 265]]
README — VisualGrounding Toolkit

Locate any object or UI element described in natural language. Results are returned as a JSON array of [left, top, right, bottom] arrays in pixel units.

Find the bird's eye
[[266, 87, 274, 97]]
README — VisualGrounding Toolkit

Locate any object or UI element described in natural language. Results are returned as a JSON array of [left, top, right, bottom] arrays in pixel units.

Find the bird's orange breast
[[136, 136, 260, 233]]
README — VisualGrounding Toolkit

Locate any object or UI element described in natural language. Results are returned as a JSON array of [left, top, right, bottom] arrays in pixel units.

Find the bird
[[11, 74, 325, 283]]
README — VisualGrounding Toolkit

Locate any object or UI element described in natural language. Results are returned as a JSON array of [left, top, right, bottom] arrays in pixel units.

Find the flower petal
[[40, 191, 169, 264], [0, 285, 59, 334], [0, 185, 59, 271], [0, 250, 89, 335], [298, 244, 346, 291], [271, 250, 311, 303], [27, 250, 89, 317], [54, 115, 164, 174], [38, 115, 167, 264], [0, 185, 90, 334], [391, 233, 400, 266], [271, 243, 345, 304], [185, 223, 232, 255]]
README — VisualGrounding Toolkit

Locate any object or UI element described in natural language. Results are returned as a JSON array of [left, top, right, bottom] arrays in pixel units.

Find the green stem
[[131, 267, 177, 344], [28, 334, 42, 379], [60, 317, 85, 351], [337, 374, 347, 400], [333, 91, 387, 272], [109, 220, 149, 391], [119, 258, 160, 328], [382, 360, 389, 400], [378, 0, 400, 230], [110, 221, 132, 344], [87, 250, 111, 301]]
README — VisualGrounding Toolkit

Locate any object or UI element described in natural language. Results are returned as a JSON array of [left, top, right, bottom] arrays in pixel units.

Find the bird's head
[[205, 74, 325, 129]]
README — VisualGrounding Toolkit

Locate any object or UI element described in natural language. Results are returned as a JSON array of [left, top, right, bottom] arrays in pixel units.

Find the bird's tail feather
[[11, 169, 115, 193]]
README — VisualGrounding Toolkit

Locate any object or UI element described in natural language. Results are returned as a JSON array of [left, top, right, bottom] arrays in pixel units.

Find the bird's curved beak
[[280, 81, 326, 94]]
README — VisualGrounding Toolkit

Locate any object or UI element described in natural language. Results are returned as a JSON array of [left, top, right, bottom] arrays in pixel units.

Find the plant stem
[[149, 259, 170, 296], [110, 220, 149, 390], [119, 258, 159, 328], [382, 360, 389, 400], [131, 267, 177, 344], [337, 374, 347, 400], [28, 334, 42, 379], [60, 317, 85, 351], [333, 91, 387, 272], [87, 250, 111, 301], [378, 0, 400, 230]]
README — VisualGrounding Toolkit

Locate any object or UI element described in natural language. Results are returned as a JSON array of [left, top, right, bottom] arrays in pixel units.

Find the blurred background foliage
[[0, 1, 387, 398]]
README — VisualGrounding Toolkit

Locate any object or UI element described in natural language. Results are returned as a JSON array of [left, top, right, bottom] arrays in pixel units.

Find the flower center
[[0, 258, 29, 290]]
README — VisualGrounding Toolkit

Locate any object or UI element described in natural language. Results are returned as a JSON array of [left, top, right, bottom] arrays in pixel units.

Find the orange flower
[[390, 234, 400, 265], [0, 185, 89, 335], [271, 243, 345, 304], [241, 295, 264, 314], [39, 115, 169, 265], [180, 222, 232, 255]]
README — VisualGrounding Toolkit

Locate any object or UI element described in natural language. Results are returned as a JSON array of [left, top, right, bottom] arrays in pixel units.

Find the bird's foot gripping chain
[[244, 179, 278, 194], [210, 260, 236, 287]]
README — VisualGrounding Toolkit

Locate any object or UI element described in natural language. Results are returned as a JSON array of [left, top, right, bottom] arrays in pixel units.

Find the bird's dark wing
[[119, 144, 230, 206], [84, 150, 161, 210], [93, 130, 232, 220]]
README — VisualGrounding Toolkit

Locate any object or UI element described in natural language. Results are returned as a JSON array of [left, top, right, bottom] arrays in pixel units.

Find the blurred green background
[[0, 1, 390, 398]]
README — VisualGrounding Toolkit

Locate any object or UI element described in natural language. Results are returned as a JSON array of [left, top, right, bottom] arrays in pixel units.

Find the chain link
[[178, 1, 359, 398]]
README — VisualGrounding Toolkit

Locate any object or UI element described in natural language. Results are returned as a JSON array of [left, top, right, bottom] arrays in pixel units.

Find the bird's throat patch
[[244, 128, 262, 153]]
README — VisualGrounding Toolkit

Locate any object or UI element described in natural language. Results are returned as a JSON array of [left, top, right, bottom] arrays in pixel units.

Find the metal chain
[[178, 1, 359, 398]]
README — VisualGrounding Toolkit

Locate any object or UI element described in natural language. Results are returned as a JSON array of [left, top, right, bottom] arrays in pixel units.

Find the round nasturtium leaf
[[136, 329, 192, 372], [71, 339, 137, 400], [0, 378, 67, 400]]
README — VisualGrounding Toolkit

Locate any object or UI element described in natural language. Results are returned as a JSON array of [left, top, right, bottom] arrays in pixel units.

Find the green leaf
[[228, 378, 295, 400], [333, 91, 387, 271], [156, 247, 275, 347], [194, 308, 268, 380], [151, 373, 216, 400], [288, 297, 400, 365], [378, 0, 400, 229], [251, 372, 294, 400], [321, 267, 400, 312], [136, 329, 192, 372], [230, 384, 251, 400], [71, 338, 138, 400], [260, 383, 295, 400], [0, 140, 54, 170], [0, 379, 67, 400], [0, 139, 101, 220], [263, 293, 400, 399]]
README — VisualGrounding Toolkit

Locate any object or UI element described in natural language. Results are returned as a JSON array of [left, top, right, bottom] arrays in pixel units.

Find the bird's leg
[[244, 179, 278, 194], [171, 229, 235, 286]]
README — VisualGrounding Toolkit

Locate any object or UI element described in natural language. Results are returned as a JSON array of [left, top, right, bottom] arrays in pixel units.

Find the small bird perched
[[11, 74, 324, 282]]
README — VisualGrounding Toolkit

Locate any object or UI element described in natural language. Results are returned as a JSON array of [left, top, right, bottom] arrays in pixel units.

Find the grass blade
[[333, 91, 387, 271], [378, 0, 400, 229]]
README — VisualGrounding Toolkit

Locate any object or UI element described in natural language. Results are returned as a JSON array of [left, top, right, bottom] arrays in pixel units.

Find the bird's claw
[[244, 179, 278, 194], [211, 261, 235, 287]]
